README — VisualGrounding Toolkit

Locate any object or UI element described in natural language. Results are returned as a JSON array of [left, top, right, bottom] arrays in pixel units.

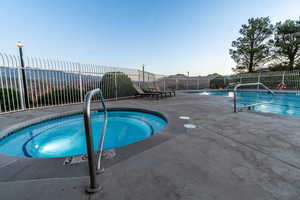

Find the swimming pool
[[192, 90, 300, 116], [0, 110, 167, 158]]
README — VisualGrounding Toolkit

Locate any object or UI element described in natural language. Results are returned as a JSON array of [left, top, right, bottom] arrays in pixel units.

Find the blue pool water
[[0, 111, 167, 158], [193, 90, 300, 116]]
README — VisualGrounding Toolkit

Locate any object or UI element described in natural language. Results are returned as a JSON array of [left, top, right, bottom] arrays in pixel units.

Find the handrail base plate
[[96, 168, 105, 175], [85, 185, 103, 194]]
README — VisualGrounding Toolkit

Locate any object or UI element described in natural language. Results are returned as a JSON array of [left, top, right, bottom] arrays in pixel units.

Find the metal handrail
[[233, 82, 275, 113], [83, 88, 108, 193]]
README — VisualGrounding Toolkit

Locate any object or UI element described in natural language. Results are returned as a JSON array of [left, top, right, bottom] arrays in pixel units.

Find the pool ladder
[[233, 82, 275, 113], [83, 88, 108, 193]]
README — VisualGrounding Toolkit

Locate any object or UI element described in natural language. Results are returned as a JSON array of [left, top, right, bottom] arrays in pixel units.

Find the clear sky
[[0, 0, 299, 76]]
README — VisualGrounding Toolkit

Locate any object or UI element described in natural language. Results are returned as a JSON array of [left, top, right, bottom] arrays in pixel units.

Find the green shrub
[[100, 72, 137, 99], [36, 88, 82, 105], [209, 77, 227, 89], [269, 63, 289, 71], [0, 88, 22, 111]]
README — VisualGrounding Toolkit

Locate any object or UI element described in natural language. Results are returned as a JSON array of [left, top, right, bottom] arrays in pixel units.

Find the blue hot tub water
[[193, 90, 300, 116], [0, 111, 167, 158]]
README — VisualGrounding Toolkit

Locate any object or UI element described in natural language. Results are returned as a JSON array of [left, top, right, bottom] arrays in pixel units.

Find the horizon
[[0, 0, 299, 76]]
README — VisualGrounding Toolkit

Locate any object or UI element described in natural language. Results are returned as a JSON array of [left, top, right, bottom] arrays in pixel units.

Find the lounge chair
[[144, 82, 175, 97], [133, 84, 163, 100], [153, 83, 176, 96], [141, 82, 171, 97]]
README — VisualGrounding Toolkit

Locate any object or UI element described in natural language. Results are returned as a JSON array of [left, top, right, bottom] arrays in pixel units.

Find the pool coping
[[0, 104, 187, 182], [0, 107, 168, 140], [180, 88, 300, 93]]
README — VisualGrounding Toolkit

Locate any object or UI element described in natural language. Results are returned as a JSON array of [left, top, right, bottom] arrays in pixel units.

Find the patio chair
[[133, 84, 163, 100], [144, 82, 175, 97], [141, 82, 171, 97], [153, 82, 176, 96]]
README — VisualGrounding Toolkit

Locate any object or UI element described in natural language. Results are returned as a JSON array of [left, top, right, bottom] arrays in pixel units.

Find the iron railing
[[0, 51, 214, 114], [210, 70, 300, 90], [4, 51, 300, 114], [0, 52, 165, 114], [233, 82, 275, 113], [156, 77, 210, 91], [83, 88, 108, 193]]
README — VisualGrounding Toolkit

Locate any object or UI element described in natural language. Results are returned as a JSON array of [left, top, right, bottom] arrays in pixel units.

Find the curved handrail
[[233, 82, 275, 113], [83, 88, 108, 193]]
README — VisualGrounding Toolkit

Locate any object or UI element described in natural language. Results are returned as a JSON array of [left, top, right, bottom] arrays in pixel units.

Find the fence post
[[142, 64, 145, 83], [18, 48, 29, 109], [282, 71, 285, 83], [257, 72, 261, 90], [138, 70, 141, 87], [163, 79, 166, 92], [16, 58, 25, 110], [234, 90, 237, 113], [176, 78, 178, 90], [208, 79, 210, 89], [79, 63, 83, 103], [114, 69, 117, 101], [186, 78, 188, 90]]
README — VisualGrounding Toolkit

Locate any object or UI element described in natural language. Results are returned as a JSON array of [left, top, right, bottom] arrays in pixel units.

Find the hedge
[[0, 88, 22, 111], [100, 72, 137, 99]]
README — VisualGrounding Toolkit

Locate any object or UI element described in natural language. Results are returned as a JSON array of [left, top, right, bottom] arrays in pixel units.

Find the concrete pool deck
[[1, 93, 300, 199]]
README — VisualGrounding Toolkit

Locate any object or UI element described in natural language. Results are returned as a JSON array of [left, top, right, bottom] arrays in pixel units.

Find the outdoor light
[[16, 41, 24, 48]]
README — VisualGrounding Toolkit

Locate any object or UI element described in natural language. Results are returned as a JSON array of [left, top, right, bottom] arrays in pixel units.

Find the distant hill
[[0, 66, 101, 81]]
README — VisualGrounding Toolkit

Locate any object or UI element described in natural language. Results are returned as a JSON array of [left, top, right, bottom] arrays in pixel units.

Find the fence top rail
[[212, 70, 300, 80], [163, 77, 210, 80], [0, 51, 153, 74]]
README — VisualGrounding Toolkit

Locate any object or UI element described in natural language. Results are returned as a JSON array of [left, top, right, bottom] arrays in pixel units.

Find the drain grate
[[63, 149, 116, 165], [63, 155, 88, 165]]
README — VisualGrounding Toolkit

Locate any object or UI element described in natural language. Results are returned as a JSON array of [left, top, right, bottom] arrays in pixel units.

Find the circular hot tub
[[0, 110, 167, 158]]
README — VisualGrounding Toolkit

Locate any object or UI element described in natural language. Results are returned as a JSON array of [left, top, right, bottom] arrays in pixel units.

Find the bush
[[100, 72, 137, 99], [209, 77, 227, 89], [269, 63, 289, 71], [36, 88, 82, 105], [294, 62, 300, 70], [0, 88, 22, 111]]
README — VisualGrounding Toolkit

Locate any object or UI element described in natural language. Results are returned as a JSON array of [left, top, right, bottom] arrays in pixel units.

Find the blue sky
[[0, 0, 299, 76]]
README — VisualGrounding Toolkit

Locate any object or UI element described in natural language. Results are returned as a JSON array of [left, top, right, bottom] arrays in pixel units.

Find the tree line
[[230, 17, 300, 73]]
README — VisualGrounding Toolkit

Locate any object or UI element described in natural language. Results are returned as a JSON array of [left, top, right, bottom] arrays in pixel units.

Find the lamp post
[[17, 41, 29, 108]]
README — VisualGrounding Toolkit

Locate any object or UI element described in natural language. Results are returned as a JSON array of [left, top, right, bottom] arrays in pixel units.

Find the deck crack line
[[201, 126, 300, 171], [0, 175, 90, 184]]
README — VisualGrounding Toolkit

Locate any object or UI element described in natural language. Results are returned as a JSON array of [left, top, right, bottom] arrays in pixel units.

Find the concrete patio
[[0, 93, 300, 200]]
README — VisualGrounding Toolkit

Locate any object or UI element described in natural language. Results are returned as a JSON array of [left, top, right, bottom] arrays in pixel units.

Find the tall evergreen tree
[[230, 17, 273, 73], [271, 19, 300, 70]]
